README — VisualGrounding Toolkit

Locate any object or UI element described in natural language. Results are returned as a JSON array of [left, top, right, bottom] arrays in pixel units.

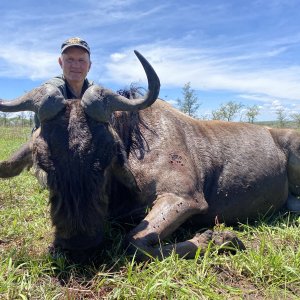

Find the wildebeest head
[[0, 51, 160, 262]]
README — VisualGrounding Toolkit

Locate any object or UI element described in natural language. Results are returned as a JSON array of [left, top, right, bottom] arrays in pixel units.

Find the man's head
[[59, 37, 91, 86]]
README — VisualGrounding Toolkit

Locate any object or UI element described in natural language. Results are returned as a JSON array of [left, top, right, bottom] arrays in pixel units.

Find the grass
[[0, 126, 300, 299]]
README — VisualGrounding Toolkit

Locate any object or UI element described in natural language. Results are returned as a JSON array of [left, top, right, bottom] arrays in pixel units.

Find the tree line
[[0, 111, 34, 127], [177, 82, 300, 128]]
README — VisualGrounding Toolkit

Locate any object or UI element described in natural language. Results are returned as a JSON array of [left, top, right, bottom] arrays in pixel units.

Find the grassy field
[[0, 126, 300, 299]]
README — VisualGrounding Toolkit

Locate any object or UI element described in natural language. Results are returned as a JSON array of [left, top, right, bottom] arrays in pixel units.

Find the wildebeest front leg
[[127, 193, 245, 260], [127, 193, 211, 259]]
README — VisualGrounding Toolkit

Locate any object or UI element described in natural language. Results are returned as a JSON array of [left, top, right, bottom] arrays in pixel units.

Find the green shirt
[[45, 75, 94, 99]]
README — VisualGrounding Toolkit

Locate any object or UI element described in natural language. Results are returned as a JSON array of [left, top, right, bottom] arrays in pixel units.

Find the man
[[33, 37, 94, 129]]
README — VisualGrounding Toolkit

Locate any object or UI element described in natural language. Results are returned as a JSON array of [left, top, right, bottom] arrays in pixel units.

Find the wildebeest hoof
[[187, 230, 215, 256], [191, 229, 213, 245], [212, 231, 246, 253]]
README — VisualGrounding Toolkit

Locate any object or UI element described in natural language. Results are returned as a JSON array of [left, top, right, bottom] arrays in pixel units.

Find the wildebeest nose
[[52, 232, 104, 264]]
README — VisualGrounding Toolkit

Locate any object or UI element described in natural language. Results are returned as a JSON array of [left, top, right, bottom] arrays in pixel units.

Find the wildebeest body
[[122, 100, 288, 227]]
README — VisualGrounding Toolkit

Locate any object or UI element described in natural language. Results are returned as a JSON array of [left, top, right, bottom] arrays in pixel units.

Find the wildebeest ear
[[112, 159, 141, 193]]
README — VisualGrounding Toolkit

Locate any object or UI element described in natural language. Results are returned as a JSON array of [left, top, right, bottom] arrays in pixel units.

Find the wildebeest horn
[[81, 50, 160, 122], [0, 85, 65, 122]]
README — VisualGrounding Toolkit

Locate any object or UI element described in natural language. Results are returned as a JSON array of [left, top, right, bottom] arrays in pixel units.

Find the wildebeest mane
[[112, 86, 156, 159]]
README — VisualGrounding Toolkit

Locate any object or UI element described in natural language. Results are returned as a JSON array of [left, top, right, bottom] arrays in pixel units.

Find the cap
[[61, 37, 90, 54]]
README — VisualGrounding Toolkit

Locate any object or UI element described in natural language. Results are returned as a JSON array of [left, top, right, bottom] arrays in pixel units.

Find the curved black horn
[[81, 50, 160, 122], [0, 85, 65, 122], [0, 85, 47, 113]]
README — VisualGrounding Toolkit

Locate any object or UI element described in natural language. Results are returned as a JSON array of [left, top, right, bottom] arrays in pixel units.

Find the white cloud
[[110, 53, 127, 62], [101, 44, 300, 102], [0, 46, 59, 80]]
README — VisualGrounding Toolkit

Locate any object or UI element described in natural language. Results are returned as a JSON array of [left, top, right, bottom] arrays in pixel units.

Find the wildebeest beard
[[32, 101, 128, 250]]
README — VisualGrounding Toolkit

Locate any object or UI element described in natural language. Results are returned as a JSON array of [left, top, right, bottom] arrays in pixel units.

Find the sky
[[1, 0, 300, 121]]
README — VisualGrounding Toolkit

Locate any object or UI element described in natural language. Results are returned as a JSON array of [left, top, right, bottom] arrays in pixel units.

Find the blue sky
[[1, 0, 300, 121]]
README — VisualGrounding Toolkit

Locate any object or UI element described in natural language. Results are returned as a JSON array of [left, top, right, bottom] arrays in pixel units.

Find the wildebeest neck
[[111, 110, 154, 159]]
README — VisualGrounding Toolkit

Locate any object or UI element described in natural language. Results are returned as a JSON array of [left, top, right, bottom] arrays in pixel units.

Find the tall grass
[[0, 126, 300, 299]]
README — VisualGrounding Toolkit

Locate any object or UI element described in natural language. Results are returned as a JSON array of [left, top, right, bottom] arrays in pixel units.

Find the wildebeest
[[0, 50, 300, 262]]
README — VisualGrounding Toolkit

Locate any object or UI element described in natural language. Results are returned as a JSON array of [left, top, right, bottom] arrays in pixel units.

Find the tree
[[290, 113, 300, 128], [0, 112, 9, 126], [276, 108, 288, 128], [211, 101, 243, 121], [19, 112, 26, 127], [177, 82, 200, 118], [211, 109, 225, 121], [27, 111, 34, 127], [245, 105, 260, 123]]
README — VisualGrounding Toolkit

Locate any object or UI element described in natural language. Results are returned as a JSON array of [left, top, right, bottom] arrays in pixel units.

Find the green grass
[[1, 126, 300, 299]]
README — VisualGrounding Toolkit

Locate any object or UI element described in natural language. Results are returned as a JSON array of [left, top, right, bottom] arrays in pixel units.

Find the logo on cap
[[67, 37, 82, 44]]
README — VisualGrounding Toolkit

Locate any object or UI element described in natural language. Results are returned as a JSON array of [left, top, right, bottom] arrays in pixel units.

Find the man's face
[[59, 47, 91, 84]]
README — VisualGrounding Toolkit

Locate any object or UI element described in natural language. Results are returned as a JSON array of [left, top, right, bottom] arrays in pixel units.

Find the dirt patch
[[214, 265, 265, 299]]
